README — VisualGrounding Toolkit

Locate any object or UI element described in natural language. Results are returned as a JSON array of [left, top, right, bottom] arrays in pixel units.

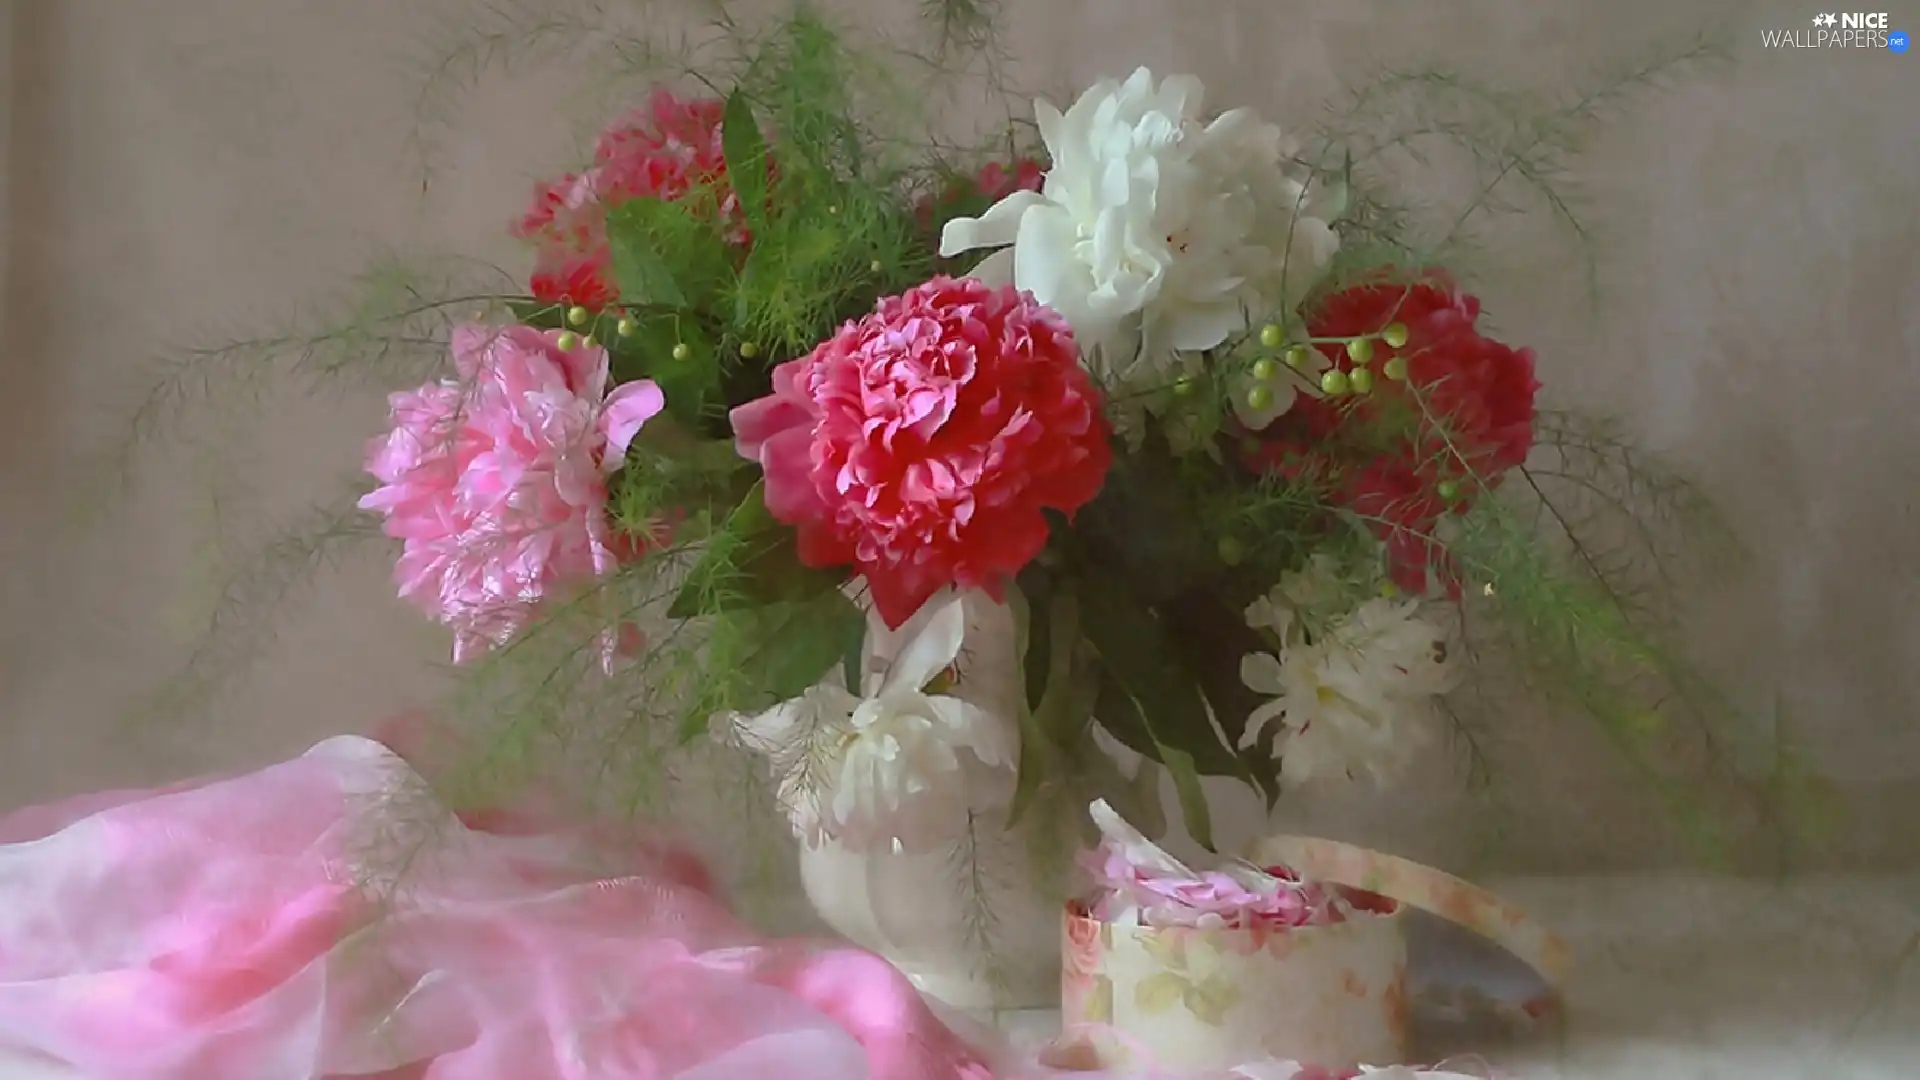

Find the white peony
[[1239, 580, 1460, 786], [719, 591, 1019, 853], [938, 68, 1340, 391]]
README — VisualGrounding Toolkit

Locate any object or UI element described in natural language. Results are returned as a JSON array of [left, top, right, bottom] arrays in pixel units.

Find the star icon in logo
[[1812, 12, 1837, 25]]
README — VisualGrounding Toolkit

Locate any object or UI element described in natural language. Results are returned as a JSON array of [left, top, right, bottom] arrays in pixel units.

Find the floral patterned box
[[1062, 897, 1409, 1072]]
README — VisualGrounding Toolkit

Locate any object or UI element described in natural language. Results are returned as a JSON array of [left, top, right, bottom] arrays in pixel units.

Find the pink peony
[[730, 276, 1112, 629], [358, 324, 666, 662]]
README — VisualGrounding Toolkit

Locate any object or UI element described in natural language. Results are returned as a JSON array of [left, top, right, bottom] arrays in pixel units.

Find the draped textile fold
[[0, 736, 997, 1080]]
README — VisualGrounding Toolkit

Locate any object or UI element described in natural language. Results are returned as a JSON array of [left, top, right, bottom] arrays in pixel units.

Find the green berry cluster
[[549, 302, 760, 364], [1241, 319, 1412, 411]]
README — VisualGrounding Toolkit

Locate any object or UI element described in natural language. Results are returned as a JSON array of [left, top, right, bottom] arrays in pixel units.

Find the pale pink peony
[[730, 276, 1113, 629], [358, 324, 665, 662]]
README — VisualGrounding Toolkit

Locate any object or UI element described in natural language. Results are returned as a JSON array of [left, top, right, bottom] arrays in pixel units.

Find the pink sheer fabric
[[0, 735, 995, 1080], [0, 732, 1492, 1080]]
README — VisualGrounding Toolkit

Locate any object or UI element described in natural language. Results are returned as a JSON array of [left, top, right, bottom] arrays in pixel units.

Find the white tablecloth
[[3, 876, 1916, 1079]]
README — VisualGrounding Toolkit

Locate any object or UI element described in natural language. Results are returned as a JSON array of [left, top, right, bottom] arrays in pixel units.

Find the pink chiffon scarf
[[0, 735, 998, 1080], [0, 733, 1463, 1080]]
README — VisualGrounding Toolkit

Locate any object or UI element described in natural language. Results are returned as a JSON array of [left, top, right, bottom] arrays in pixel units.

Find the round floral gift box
[[1061, 893, 1408, 1073]]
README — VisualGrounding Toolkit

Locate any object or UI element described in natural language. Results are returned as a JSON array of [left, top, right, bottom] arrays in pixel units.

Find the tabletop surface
[[1, 874, 1915, 1079], [1372, 875, 1917, 1079]]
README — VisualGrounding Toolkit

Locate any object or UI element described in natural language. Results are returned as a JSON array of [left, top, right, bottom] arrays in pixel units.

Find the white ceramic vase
[[798, 816, 1064, 1011], [796, 588, 1065, 1011]]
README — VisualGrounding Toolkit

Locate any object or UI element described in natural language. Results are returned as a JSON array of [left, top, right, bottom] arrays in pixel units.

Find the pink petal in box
[[1060, 834, 1570, 1074], [1062, 887, 1410, 1073]]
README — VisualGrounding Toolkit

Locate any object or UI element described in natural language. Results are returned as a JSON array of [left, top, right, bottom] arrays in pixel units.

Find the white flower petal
[[878, 594, 967, 696], [1153, 73, 1207, 119], [1013, 203, 1102, 332], [938, 189, 1049, 257], [926, 695, 1017, 768], [1239, 651, 1288, 696], [1034, 99, 1071, 163], [1241, 697, 1287, 752], [1161, 300, 1247, 352]]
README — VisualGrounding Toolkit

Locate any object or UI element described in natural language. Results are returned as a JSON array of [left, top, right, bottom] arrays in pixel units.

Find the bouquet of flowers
[[361, 53, 1501, 850], [133, 5, 1800, 874]]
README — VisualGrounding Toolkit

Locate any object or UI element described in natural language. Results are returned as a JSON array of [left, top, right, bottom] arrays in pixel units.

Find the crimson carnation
[[730, 276, 1113, 628], [1247, 278, 1541, 593]]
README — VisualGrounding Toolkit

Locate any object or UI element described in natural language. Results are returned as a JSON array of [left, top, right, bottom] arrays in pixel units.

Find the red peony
[[516, 170, 615, 308], [730, 276, 1112, 628], [589, 91, 744, 233], [1245, 277, 1541, 594], [515, 90, 761, 308]]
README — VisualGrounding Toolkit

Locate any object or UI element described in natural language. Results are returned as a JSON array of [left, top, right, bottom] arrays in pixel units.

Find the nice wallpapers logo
[[1761, 12, 1909, 50]]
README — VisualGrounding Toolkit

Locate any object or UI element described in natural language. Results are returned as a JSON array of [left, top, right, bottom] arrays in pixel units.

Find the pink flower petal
[[758, 428, 825, 521], [598, 379, 666, 472], [449, 324, 498, 380], [730, 360, 816, 461]]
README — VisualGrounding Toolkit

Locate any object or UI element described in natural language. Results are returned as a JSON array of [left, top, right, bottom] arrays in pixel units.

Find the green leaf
[[1006, 581, 1083, 827], [729, 215, 860, 356], [608, 215, 686, 308], [669, 481, 844, 618], [755, 594, 864, 702], [606, 198, 733, 309], [1080, 590, 1247, 780], [1080, 585, 1253, 851], [1323, 146, 1353, 221], [1075, 439, 1216, 605], [1014, 563, 1055, 711], [687, 590, 865, 737], [721, 92, 771, 231], [840, 629, 865, 694], [1160, 591, 1281, 806], [1004, 585, 1040, 818], [1093, 672, 1214, 851], [612, 312, 721, 429]]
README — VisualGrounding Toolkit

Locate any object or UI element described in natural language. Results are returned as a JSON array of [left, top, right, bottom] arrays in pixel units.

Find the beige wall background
[[1, 0, 1915, 876]]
